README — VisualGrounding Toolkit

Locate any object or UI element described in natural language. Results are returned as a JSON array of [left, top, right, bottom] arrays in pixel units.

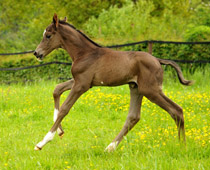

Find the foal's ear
[[64, 16, 67, 22], [60, 16, 67, 23], [53, 13, 59, 28]]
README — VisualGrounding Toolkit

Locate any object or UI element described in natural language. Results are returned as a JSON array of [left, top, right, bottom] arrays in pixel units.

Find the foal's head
[[34, 14, 65, 60]]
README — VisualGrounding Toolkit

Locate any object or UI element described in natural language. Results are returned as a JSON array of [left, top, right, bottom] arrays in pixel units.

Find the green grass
[[0, 72, 210, 170]]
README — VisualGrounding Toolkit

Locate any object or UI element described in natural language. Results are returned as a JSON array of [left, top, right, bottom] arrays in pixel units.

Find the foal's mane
[[59, 20, 102, 48]]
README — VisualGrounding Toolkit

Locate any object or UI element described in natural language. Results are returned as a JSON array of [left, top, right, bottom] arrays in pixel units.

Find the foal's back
[[89, 48, 162, 87]]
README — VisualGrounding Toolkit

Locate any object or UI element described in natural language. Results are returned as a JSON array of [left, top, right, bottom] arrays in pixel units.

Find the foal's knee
[[127, 114, 140, 127], [53, 88, 60, 99], [53, 84, 62, 98]]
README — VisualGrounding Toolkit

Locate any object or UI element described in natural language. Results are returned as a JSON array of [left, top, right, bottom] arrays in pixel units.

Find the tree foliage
[[85, 0, 210, 44], [0, 0, 125, 53], [0, 0, 209, 53]]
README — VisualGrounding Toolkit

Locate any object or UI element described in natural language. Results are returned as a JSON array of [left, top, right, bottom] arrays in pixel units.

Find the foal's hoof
[[59, 132, 64, 139], [34, 146, 42, 151]]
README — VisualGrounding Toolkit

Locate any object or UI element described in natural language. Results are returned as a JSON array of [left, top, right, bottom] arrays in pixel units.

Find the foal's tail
[[158, 58, 194, 86]]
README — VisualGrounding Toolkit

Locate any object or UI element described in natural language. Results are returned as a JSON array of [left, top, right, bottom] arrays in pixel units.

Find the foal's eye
[[46, 35, 51, 39]]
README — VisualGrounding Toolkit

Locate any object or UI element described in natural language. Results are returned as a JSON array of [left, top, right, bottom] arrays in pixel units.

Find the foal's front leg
[[35, 82, 89, 150], [53, 79, 74, 136]]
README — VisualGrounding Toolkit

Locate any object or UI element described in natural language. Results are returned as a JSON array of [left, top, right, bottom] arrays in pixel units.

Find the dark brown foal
[[33, 14, 192, 151]]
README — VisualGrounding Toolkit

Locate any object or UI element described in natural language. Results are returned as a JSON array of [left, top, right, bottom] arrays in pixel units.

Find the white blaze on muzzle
[[43, 29, 46, 37]]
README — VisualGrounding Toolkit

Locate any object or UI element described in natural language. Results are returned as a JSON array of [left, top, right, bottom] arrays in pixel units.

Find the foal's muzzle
[[34, 51, 43, 60]]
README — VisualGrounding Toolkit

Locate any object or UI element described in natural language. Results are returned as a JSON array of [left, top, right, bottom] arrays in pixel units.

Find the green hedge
[[0, 50, 72, 84], [121, 42, 210, 73], [120, 42, 210, 60]]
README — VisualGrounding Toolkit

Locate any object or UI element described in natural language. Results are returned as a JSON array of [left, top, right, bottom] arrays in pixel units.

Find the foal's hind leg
[[53, 79, 74, 136], [105, 83, 143, 152], [145, 90, 185, 141]]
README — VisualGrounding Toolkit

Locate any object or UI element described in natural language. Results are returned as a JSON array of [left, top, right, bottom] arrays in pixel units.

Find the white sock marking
[[53, 109, 59, 122], [57, 128, 63, 135], [36, 131, 56, 148], [105, 141, 119, 152]]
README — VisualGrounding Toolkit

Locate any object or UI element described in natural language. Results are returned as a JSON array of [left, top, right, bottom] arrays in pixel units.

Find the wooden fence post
[[148, 41, 153, 55]]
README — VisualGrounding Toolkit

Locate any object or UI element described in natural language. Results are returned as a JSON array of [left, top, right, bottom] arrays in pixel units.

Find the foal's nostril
[[34, 51, 37, 56]]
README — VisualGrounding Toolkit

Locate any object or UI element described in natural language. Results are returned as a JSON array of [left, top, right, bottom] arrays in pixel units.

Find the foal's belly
[[92, 69, 137, 87], [91, 51, 138, 86]]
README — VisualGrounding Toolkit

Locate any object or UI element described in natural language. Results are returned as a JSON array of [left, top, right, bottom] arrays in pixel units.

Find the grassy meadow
[[0, 70, 210, 170]]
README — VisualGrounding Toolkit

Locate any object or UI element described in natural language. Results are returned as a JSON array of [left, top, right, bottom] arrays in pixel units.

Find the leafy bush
[[84, 0, 208, 43], [85, 0, 154, 43], [184, 25, 210, 41]]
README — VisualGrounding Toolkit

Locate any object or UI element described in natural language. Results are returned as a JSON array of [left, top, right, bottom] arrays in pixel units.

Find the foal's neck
[[59, 25, 98, 61]]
